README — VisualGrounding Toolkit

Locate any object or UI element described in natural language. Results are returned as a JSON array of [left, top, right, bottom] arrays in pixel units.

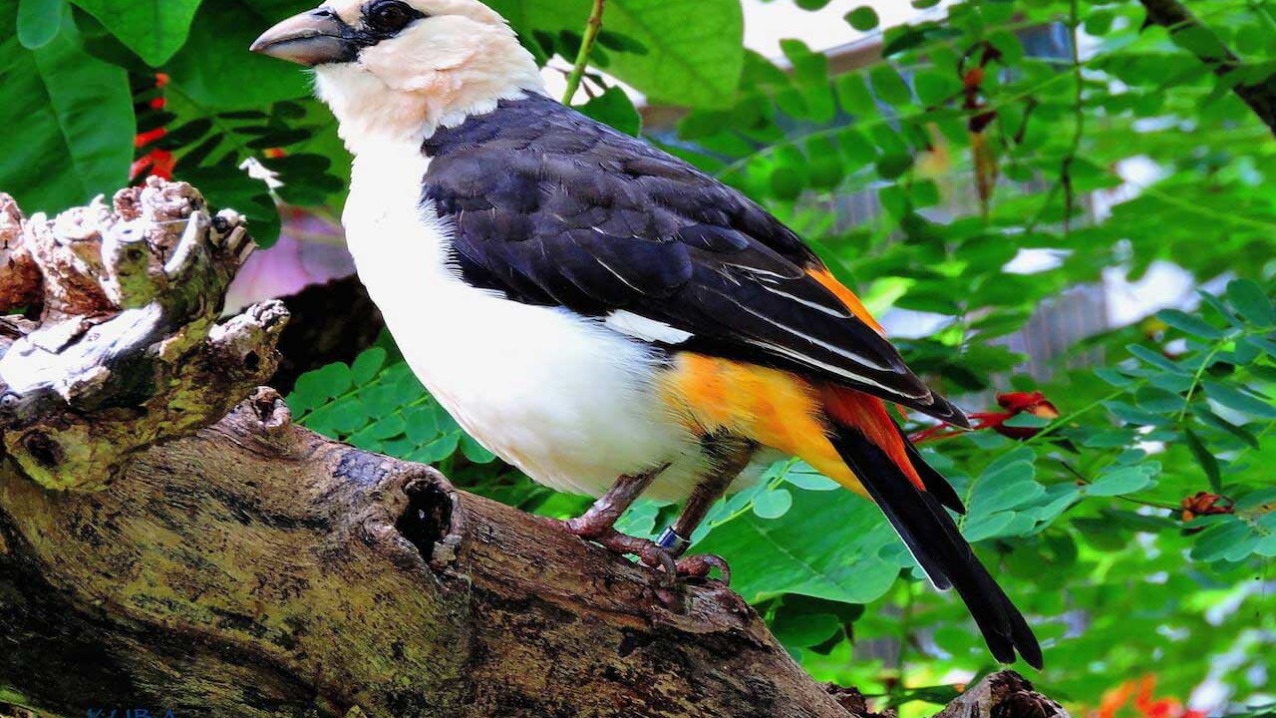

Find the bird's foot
[[561, 517, 677, 586], [560, 518, 729, 588], [674, 554, 731, 584], [655, 527, 730, 584]]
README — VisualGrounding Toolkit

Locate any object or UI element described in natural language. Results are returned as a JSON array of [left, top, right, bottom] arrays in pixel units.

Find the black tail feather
[[900, 429, 966, 515], [832, 427, 1043, 669]]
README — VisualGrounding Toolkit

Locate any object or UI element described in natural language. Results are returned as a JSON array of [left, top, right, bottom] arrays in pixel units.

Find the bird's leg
[[563, 467, 662, 540], [560, 467, 680, 581], [656, 436, 756, 583]]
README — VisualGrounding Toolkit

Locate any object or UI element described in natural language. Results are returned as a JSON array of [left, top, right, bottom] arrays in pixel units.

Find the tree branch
[[1137, 0, 1276, 135], [0, 182, 1067, 718]]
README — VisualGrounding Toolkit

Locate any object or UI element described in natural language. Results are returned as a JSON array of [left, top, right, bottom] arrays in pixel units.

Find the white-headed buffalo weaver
[[252, 0, 1042, 668]]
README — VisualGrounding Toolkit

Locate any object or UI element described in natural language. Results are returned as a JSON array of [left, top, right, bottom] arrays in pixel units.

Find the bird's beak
[[250, 9, 354, 66]]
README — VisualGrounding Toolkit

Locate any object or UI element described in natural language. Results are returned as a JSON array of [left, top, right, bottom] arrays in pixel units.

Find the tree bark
[[0, 181, 1068, 718], [1137, 0, 1276, 135]]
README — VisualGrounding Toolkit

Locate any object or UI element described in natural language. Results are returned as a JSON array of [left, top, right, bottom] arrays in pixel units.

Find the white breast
[[341, 142, 706, 499]]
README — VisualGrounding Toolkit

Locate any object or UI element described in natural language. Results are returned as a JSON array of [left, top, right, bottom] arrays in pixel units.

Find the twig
[[562, 0, 606, 104], [1136, 0, 1276, 135], [1024, 0, 1086, 237], [1060, 0, 1085, 233]]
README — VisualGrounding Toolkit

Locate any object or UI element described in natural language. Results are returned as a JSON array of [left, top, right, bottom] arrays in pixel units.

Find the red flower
[[1180, 492, 1233, 524], [911, 391, 1059, 445]]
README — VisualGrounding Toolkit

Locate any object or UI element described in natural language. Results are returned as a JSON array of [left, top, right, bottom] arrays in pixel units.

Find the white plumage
[[341, 136, 739, 501]]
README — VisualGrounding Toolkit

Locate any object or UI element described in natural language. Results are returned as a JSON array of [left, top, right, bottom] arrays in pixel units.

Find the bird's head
[[251, 0, 545, 151]]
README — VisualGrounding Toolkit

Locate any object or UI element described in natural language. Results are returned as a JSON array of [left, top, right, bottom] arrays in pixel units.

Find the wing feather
[[423, 94, 968, 427]]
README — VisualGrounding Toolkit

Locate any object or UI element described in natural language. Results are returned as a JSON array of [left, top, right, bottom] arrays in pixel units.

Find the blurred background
[[2, 0, 1274, 715]]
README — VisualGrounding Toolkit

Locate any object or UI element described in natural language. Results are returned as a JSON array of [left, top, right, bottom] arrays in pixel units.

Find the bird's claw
[[558, 519, 729, 588], [674, 554, 731, 584], [558, 522, 729, 589]]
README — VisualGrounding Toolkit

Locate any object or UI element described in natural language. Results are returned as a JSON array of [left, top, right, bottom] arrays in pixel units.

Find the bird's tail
[[821, 387, 1043, 669]]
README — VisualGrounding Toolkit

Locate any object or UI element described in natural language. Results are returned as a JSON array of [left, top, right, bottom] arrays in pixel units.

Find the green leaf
[[365, 413, 407, 441], [351, 347, 388, 385], [695, 490, 900, 605], [969, 453, 1036, 510], [1002, 413, 1051, 429], [1183, 427, 1222, 493], [771, 611, 841, 649], [601, 0, 745, 107], [69, 0, 202, 66], [913, 69, 959, 106], [1086, 466, 1154, 497], [987, 29, 1023, 64], [781, 464, 840, 491], [17, 0, 65, 49], [845, 6, 879, 32], [0, 6, 134, 213], [1190, 518, 1255, 562], [595, 29, 649, 55], [1204, 382, 1276, 419], [491, 0, 744, 108], [1246, 334, 1276, 358], [328, 398, 370, 435], [963, 510, 1017, 542], [613, 499, 661, 539], [311, 361, 354, 399], [1025, 484, 1082, 528], [1084, 8, 1115, 36], [165, 0, 310, 109], [875, 152, 913, 180], [868, 65, 912, 106], [1226, 279, 1275, 327], [1127, 344, 1188, 374], [1135, 386, 1184, 414], [403, 406, 441, 444], [835, 76, 875, 119], [460, 434, 498, 464], [753, 488, 794, 519], [1094, 368, 1138, 387], [1157, 309, 1224, 339], [1194, 406, 1260, 449], [411, 433, 461, 464], [575, 86, 641, 136], [1235, 487, 1276, 512]]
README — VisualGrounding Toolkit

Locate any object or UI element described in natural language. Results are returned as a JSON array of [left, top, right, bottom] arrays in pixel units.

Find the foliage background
[[2, 0, 1275, 715]]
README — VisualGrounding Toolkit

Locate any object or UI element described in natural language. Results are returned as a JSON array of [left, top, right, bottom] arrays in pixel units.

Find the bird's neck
[[315, 60, 546, 157]]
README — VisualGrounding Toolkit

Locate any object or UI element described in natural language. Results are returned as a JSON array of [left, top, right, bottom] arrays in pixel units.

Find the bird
[[251, 0, 1042, 668]]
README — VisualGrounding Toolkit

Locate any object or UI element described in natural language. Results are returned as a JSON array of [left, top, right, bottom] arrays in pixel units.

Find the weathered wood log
[[0, 181, 1067, 718]]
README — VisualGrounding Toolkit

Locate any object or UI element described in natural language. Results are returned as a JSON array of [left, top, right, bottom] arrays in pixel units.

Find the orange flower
[[1092, 675, 1203, 718]]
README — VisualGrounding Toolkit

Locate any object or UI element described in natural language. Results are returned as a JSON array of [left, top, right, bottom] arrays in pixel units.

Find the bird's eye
[[365, 0, 421, 34]]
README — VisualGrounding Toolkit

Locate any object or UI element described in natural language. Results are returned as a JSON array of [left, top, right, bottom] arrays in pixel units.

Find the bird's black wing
[[420, 94, 966, 426]]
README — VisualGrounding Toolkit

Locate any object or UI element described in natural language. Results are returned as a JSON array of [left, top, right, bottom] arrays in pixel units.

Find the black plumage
[[420, 93, 967, 426], [832, 426, 1043, 669]]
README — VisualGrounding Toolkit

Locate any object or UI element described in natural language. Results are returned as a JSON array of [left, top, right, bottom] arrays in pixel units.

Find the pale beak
[[250, 8, 356, 66]]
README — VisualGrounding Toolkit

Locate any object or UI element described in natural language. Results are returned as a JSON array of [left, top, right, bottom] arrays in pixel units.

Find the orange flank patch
[[656, 353, 866, 496], [806, 268, 886, 336]]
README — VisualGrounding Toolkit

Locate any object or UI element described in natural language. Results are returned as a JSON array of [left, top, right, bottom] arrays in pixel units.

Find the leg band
[[656, 527, 691, 555]]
